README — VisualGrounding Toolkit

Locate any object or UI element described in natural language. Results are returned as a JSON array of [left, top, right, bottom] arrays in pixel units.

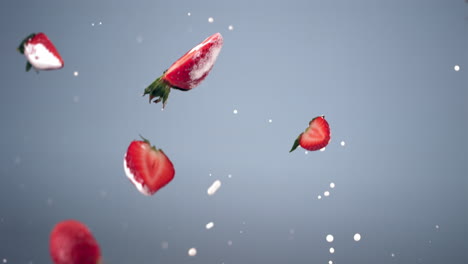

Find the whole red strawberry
[[49, 220, 102, 264], [290, 116, 331, 152], [17, 32, 64, 72], [124, 136, 175, 195], [143, 32, 223, 108]]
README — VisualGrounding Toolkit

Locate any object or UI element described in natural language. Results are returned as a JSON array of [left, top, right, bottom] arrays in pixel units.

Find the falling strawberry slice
[[290, 116, 331, 152], [143, 32, 223, 108], [124, 136, 175, 196], [17, 32, 64, 72], [50, 220, 102, 264]]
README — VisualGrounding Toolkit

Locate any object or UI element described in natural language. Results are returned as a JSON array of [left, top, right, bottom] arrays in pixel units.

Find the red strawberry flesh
[[49, 220, 101, 264], [290, 116, 331, 152], [124, 138, 175, 196]]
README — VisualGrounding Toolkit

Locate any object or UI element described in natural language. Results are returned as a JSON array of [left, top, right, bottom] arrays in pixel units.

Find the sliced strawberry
[[17, 32, 64, 72], [124, 136, 175, 196], [143, 32, 223, 108], [290, 116, 331, 152], [49, 220, 102, 264]]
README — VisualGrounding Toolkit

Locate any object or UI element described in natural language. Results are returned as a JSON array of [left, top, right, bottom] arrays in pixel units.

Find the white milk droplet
[[318, 195, 322, 199], [228, 25, 234, 31], [227, 240, 233, 246], [188, 248, 197, 256], [208, 17, 214, 23], [324, 191, 330, 197], [329, 247, 335, 254], [233, 109, 238, 114], [187, 12, 191, 16], [304, 151, 308, 155], [207, 180, 221, 196], [329, 261, 333, 264], [454, 65, 460, 71], [320, 147, 326, 151], [330, 182, 335, 188], [206, 222, 214, 229], [268, 119, 272, 123], [340, 141, 346, 146], [326, 234, 334, 242], [73, 71, 79, 76], [354, 233, 361, 241]]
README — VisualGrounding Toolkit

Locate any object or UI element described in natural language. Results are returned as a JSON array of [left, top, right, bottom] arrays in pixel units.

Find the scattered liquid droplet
[[206, 222, 214, 230], [187, 12, 191, 16], [188, 247, 197, 256], [228, 25, 234, 31], [329, 247, 335, 254], [324, 191, 330, 197], [354, 233, 361, 241], [454, 65, 460, 71], [320, 147, 326, 151], [233, 109, 238, 114], [73, 71, 79, 76], [318, 195, 322, 200], [330, 182, 335, 188], [326, 234, 334, 243], [340, 141, 346, 147], [208, 17, 214, 23]]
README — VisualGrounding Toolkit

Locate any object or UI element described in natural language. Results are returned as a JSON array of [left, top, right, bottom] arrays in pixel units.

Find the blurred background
[[0, 0, 467, 263]]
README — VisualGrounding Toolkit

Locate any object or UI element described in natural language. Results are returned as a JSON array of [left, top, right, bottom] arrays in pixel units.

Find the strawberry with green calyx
[[290, 116, 331, 152], [143, 32, 223, 108], [17, 32, 64, 72], [50, 220, 103, 264], [124, 136, 175, 196]]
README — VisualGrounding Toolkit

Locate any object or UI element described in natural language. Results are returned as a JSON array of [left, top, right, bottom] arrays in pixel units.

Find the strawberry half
[[17, 32, 64, 72], [290, 116, 331, 152], [143, 32, 223, 108], [124, 136, 175, 196], [49, 220, 102, 264]]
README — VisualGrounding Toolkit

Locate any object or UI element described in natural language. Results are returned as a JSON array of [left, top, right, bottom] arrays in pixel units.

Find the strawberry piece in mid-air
[[124, 136, 175, 196], [17, 32, 64, 72], [143, 32, 224, 108], [290, 116, 331, 152], [49, 220, 102, 264]]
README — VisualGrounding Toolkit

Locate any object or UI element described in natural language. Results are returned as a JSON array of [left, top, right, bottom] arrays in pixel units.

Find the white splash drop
[[228, 174, 232, 178], [206, 222, 214, 229], [2, 259, 6, 263], [233, 109, 238, 114], [207, 180, 221, 196], [228, 25, 234, 31], [354, 233, 361, 241], [320, 147, 326, 151], [304, 151, 308, 155], [326, 234, 334, 243], [454, 65, 460, 71], [318, 195, 322, 199], [91, 23, 95, 26], [227, 240, 233, 246], [324, 191, 330, 197], [391, 253, 395, 257], [435, 225, 439, 229], [340, 141, 346, 147], [208, 17, 214, 23], [188, 247, 197, 256], [99, 21, 102, 25], [187, 12, 191, 16], [329, 247, 335, 254], [73, 71, 79, 76], [209, 173, 212, 177], [329, 261, 333, 264], [24, 43, 63, 70], [330, 182, 335, 188], [268, 119, 272, 123], [188, 34, 223, 82]]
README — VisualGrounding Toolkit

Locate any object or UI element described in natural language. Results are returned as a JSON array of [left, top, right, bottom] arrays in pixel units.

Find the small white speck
[[188, 247, 197, 256], [73, 71, 79, 76], [354, 233, 361, 241], [324, 191, 330, 197], [208, 17, 214, 23], [187, 12, 191, 16], [209, 173, 212, 177], [268, 119, 272, 123], [161, 241, 169, 249], [228, 174, 232, 178], [326, 234, 334, 243], [329, 261, 333, 264], [340, 141, 346, 147], [318, 195, 322, 200], [320, 147, 326, 151], [228, 25, 234, 31], [227, 240, 233, 246], [91, 23, 95, 26], [207, 180, 221, 196], [391, 253, 395, 258], [329, 247, 335, 254], [240, 230, 243, 234], [2, 259, 6, 263], [435, 225, 439, 229], [233, 109, 238, 114], [99, 21, 102, 25], [454, 65, 460, 71], [304, 151, 308, 155], [330, 182, 335, 189], [206, 222, 214, 230]]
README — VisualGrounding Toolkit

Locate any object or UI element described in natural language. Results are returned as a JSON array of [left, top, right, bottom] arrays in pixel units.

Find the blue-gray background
[[0, 0, 467, 263]]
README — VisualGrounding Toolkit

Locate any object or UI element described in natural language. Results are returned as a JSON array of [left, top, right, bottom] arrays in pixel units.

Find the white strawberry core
[[123, 155, 152, 196], [24, 43, 63, 70], [188, 40, 223, 85]]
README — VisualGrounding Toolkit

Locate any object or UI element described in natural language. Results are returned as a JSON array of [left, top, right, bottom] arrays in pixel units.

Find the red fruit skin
[[143, 33, 223, 108], [27, 33, 64, 66], [124, 139, 175, 196], [50, 220, 101, 264], [290, 116, 331, 152], [164, 32, 223, 90]]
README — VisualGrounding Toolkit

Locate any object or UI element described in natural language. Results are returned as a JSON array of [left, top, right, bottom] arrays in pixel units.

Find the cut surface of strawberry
[[50, 220, 102, 264], [143, 32, 223, 108], [17, 32, 64, 72], [290, 116, 331, 152], [124, 136, 175, 196]]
